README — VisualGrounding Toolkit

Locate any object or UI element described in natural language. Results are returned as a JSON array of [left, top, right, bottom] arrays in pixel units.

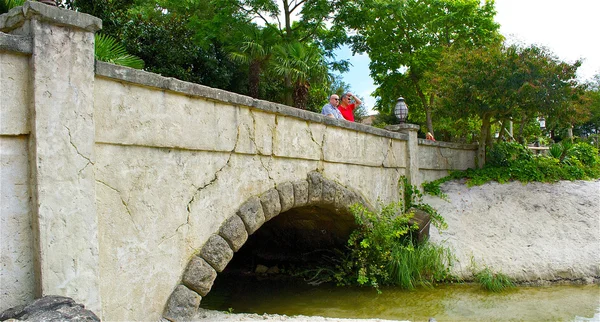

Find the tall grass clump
[[473, 267, 515, 292]]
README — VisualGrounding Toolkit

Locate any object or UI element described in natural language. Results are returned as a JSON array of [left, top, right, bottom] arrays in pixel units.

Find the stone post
[[0, 2, 102, 315], [385, 123, 421, 189]]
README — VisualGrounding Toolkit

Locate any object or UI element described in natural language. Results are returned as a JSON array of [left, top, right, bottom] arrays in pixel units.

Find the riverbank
[[423, 179, 600, 283], [188, 179, 599, 321]]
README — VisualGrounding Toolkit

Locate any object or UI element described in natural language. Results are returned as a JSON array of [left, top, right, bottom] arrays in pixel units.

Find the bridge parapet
[[1, 3, 476, 321]]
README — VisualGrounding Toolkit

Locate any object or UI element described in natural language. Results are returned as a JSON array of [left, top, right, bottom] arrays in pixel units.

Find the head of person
[[329, 95, 340, 106]]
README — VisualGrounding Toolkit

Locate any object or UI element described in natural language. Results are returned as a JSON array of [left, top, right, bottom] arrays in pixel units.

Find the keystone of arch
[[163, 171, 371, 321]]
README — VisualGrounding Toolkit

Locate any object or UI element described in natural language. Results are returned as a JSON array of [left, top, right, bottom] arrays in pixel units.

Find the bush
[[567, 143, 600, 167], [486, 141, 533, 167], [335, 202, 453, 291]]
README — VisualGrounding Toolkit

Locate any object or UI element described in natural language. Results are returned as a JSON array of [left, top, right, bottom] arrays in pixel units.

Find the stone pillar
[[0, 2, 102, 315], [385, 123, 421, 189]]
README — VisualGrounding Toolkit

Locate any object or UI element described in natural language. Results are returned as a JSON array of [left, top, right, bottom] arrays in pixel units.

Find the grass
[[474, 267, 515, 292], [387, 240, 455, 289]]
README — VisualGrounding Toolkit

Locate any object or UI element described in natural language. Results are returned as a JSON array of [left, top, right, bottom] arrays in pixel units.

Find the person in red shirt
[[337, 92, 362, 122]]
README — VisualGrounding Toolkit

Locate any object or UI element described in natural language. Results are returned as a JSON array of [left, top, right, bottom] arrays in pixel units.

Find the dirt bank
[[423, 179, 600, 282]]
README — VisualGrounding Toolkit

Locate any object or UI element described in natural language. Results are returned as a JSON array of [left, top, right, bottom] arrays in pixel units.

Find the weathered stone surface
[[218, 215, 248, 252], [260, 188, 281, 221], [292, 180, 308, 208], [307, 171, 323, 205], [200, 235, 234, 272], [237, 196, 266, 234], [334, 184, 360, 212], [276, 182, 294, 212], [0, 296, 99, 321], [321, 178, 337, 206], [0, 137, 34, 310], [163, 285, 201, 322], [182, 257, 217, 297]]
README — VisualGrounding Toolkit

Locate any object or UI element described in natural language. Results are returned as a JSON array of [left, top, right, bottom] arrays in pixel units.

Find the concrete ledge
[[418, 139, 478, 150], [0, 32, 32, 53], [0, 2, 102, 32], [94, 61, 409, 141]]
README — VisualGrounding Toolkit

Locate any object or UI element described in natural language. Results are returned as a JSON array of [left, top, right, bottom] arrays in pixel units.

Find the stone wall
[[1, 51, 34, 310], [0, 2, 477, 321]]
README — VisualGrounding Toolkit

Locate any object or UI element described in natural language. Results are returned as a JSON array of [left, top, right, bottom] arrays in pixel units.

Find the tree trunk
[[477, 116, 491, 169], [411, 75, 434, 134], [497, 120, 506, 142], [248, 61, 261, 98]]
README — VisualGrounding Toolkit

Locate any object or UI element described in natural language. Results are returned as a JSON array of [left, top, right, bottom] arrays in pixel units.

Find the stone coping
[[418, 138, 477, 150], [0, 1, 102, 33], [94, 61, 409, 141], [0, 32, 31, 53]]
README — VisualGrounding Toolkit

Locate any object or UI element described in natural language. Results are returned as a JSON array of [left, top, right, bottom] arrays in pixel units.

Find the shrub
[[567, 143, 600, 167], [486, 141, 533, 167], [335, 200, 453, 291]]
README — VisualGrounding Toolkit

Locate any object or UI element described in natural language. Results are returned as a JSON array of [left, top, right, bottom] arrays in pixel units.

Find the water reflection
[[201, 276, 600, 321]]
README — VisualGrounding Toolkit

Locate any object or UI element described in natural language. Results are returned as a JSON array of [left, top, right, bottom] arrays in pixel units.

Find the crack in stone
[[259, 156, 275, 185], [64, 125, 93, 173], [97, 180, 140, 231], [382, 139, 393, 167], [183, 153, 233, 231], [306, 122, 325, 162]]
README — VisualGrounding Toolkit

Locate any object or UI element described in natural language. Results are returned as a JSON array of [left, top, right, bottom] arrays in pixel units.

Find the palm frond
[[94, 33, 144, 69]]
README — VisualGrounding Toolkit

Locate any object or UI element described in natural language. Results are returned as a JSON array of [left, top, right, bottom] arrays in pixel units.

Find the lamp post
[[538, 117, 546, 129], [394, 97, 408, 123]]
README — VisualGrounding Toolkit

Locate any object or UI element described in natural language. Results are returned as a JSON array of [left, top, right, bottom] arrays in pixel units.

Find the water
[[201, 276, 600, 321]]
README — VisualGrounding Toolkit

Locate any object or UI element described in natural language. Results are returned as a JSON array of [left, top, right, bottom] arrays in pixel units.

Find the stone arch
[[162, 171, 371, 321]]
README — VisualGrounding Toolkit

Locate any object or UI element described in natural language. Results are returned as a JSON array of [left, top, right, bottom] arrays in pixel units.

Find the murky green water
[[201, 277, 600, 321]]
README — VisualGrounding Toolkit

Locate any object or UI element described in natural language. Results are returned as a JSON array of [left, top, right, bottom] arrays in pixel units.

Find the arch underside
[[163, 171, 371, 321]]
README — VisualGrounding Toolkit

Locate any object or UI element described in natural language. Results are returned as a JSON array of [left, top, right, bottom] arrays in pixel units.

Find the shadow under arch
[[163, 171, 372, 321]]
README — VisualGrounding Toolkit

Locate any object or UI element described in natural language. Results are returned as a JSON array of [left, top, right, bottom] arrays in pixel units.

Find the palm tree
[[229, 25, 280, 98], [95, 33, 144, 69], [271, 42, 330, 109]]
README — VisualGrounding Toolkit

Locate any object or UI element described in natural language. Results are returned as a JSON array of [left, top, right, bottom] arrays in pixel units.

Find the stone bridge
[[0, 3, 476, 321]]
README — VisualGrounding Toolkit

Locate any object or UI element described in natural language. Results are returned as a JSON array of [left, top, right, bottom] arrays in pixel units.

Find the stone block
[[321, 178, 336, 206], [260, 188, 281, 221], [200, 235, 233, 272], [218, 215, 248, 252], [334, 185, 359, 213], [236, 196, 266, 234], [163, 285, 201, 322], [276, 182, 294, 213], [292, 180, 308, 208], [182, 257, 217, 297], [307, 171, 323, 205]]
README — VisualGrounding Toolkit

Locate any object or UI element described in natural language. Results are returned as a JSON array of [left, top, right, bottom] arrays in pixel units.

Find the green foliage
[[335, 203, 453, 291], [567, 142, 600, 166], [473, 267, 515, 292], [486, 141, 533, 167], [94, 34, 144, 69], [423, 142, 600, 189], [0, 0, 25, 14], [400, 176, 447, 230]]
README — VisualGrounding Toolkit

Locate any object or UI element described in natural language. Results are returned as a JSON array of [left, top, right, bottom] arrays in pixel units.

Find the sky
[[335, 0, 600, 115]]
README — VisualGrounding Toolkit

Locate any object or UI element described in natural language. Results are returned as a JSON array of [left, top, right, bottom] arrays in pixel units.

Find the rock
[[0, 296, 100, 321], [255, 264, 269, 274], [266, 266, 280, 274]]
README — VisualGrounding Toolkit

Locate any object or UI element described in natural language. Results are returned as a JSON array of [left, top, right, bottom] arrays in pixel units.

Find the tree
[[337, 0, 501, 136], [431, 44, 583, 168]]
